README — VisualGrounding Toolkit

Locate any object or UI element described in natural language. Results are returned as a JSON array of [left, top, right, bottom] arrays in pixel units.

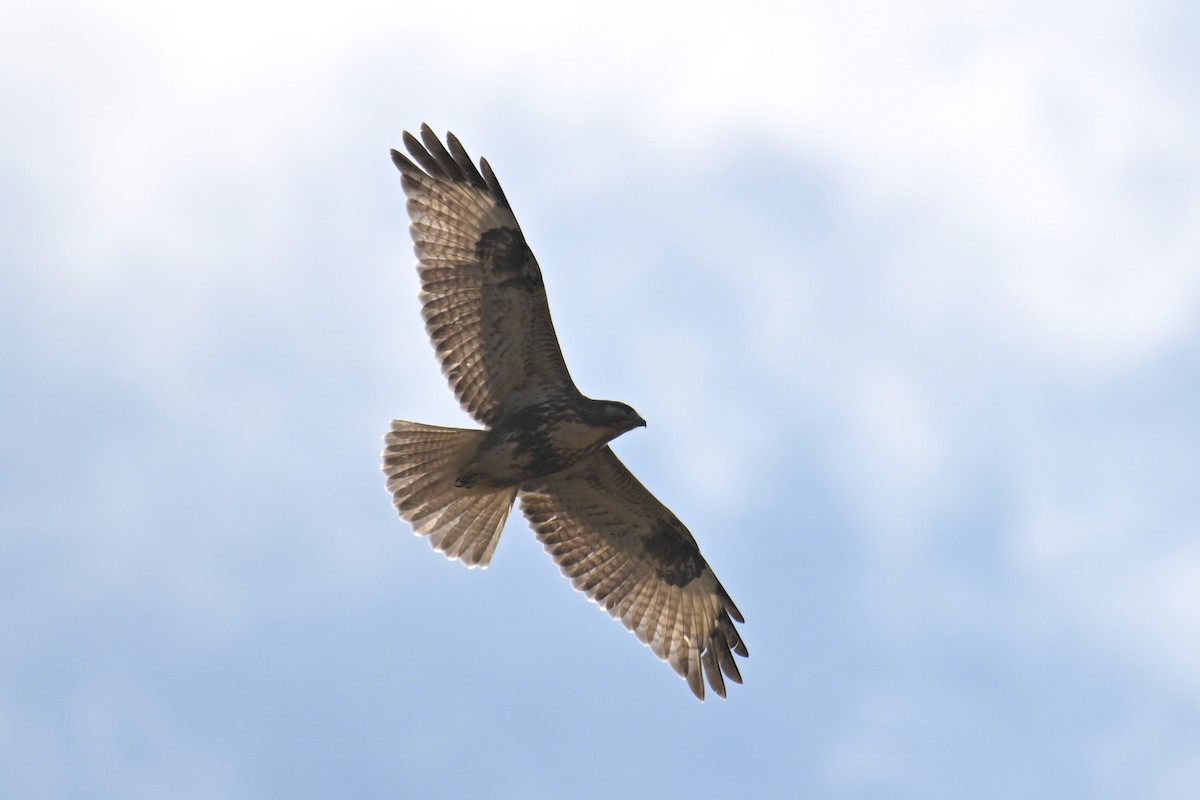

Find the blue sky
[[3, 0, 1199, 797]]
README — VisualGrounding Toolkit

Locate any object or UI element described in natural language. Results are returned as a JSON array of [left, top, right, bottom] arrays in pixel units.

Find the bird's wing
[[391, 124, 578, 427], [519, 448, 748, 700]]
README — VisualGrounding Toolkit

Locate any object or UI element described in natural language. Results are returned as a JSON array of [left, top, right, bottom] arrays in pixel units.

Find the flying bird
[[382, 125, 747, 699]]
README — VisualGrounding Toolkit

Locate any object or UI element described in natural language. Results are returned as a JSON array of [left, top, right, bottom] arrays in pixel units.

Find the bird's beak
[[636, 415, 647, 428]]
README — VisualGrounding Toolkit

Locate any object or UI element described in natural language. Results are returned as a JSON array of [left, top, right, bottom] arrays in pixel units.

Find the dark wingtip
[[417, 125, 463, 181], [479, 157, 511, 209], [402, 129, 422, 153], [703, 647, 727, 699], [390, 148, 416, 172], [394, 125, 513, 211], [401, 128, 446, 178], [719, 585, 744, 624]]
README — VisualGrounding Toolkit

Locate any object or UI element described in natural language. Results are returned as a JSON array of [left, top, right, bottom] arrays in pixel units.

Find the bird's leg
[[454, 466, 477, 488]]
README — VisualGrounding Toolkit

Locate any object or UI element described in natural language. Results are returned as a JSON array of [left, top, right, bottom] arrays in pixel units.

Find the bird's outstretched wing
[[391, 125, 579, 427], [519, 448, 748, 699]]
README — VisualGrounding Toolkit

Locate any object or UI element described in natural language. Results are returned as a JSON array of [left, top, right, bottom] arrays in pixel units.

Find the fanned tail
[[382, 420, 517, 568]]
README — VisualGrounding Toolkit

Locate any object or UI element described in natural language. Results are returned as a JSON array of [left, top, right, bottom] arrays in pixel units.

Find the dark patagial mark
[[642, 518, 705, 587], [476, 227, 543, 289]]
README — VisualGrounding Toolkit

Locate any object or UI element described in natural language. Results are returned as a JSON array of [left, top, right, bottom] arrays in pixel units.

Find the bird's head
[[591, 400, 647, 434]]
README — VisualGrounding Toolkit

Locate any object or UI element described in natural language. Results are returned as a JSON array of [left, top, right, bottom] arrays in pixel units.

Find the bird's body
[[382, 125, 747, 699], [454, 397, 644, 489]]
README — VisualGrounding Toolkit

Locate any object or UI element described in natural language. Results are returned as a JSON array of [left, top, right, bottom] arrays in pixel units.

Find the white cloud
[[7, 0, 1196, 382], [4, 2, 1200, 795]]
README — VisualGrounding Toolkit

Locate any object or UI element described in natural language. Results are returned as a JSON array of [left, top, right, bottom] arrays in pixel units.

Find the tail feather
[[382, 420, 517, 568]]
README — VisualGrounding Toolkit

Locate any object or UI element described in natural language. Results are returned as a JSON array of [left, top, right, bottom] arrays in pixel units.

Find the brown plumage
[[382, 125, 747, 699]]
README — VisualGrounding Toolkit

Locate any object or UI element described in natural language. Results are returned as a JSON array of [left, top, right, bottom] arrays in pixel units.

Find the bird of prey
[[382, 125, 747, 699]]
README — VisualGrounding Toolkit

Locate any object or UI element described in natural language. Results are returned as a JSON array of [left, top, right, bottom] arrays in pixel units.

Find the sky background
[[3, 0, 1200, 797]]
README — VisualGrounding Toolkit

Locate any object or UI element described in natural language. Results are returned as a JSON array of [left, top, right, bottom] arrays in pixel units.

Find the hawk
[[382, 125, 747, 699]]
